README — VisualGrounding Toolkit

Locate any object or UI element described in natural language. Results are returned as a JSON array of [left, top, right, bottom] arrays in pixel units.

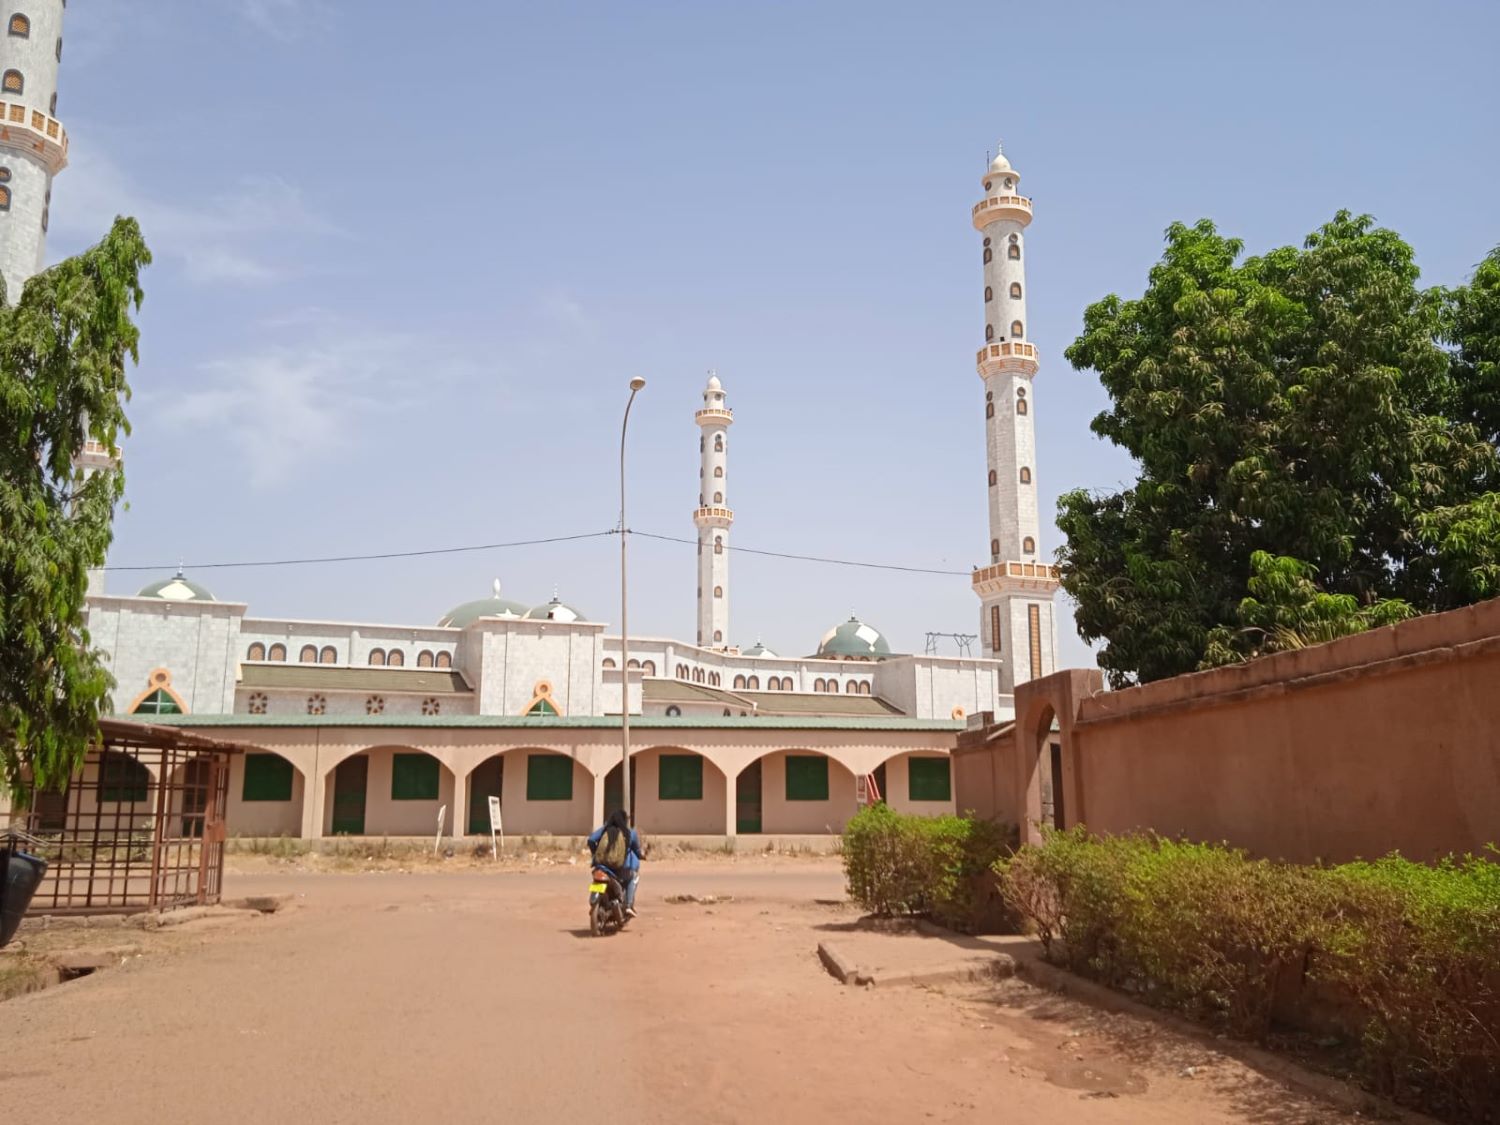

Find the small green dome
[[742, 639, 778, 658], [137, 571, 216, 603], [525, 595, 587, 623], [816, 616, 892, 660], [438, 580, 530, 627]]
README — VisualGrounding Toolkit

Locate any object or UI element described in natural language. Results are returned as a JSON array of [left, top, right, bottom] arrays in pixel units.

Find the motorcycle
[[587, 866, 631, 937]]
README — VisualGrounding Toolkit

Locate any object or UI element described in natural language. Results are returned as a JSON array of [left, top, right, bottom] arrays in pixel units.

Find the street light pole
[[619, 376, 646, 822]]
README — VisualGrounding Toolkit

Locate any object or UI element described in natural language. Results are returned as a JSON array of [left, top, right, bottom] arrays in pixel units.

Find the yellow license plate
[[589, 883, 607, 893]]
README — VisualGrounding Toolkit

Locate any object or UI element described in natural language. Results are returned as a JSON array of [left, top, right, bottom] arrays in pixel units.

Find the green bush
[[842, 805, 1015, 932], [996, 830, 1500, 1123]]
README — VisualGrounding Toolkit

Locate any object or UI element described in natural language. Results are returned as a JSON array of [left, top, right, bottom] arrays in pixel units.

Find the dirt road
[[2, 860, 1354, 1123]]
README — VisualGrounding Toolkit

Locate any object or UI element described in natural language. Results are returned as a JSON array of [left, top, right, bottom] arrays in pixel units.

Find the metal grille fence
[[13, 719, 242, 916]]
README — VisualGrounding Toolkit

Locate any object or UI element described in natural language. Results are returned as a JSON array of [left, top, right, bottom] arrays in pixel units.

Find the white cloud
[[50, 146, 336, 285], [152, 318, 425, 489], [227, 0, 333, 40]]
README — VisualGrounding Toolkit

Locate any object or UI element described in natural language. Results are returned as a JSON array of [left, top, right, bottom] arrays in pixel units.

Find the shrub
[[842, 805, 1015, 932], [996, 830, 1500, 1123]]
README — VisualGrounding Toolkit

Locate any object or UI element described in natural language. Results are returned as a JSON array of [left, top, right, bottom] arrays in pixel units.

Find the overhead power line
[[104, 528, 973, 578]]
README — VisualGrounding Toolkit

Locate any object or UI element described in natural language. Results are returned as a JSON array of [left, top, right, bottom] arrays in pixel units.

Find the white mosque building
[[4, 3, 1060, 840]]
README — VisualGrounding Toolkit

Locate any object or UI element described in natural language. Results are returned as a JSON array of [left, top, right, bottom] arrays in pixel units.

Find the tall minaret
[[970, 142, 1059, 694], [693, 372, 733, 648], [0, 1, 67, 300]]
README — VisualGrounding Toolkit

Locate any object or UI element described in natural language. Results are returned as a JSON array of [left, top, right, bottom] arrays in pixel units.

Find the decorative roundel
[[983, 180, 992, 191], [952, 706, 966, 720], [534, 679, 553, 697], [1004, 177, 1014, 189]]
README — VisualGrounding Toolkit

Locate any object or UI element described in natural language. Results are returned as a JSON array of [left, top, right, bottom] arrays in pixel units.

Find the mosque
[[2, 1, 1059, 839]]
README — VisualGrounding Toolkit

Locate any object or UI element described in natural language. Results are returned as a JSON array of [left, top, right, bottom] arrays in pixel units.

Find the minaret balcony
[[971, 194, 1032, 231], [972, 560, 1060, 597], [695, 407, 734, 427], [693, 505, 735, 527], [977, 340, 1040, 378], [0, 101, 68, 173]]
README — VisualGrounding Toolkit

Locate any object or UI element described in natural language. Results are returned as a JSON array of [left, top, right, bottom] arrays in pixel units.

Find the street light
[[619, 376, 646, 822]]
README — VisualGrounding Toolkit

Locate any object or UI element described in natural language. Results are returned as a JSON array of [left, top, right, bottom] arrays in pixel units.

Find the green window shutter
[[243, 753, 294, 802], [527, 698, 558, 716], [391, 753, 440, 801], [785, 755, 829, 801], [908, 757, 952, 802], [99, 754, 149, 803], [526, 754, 573, 801], [658, 754, 703, 801], [132, 689, 181, 716]]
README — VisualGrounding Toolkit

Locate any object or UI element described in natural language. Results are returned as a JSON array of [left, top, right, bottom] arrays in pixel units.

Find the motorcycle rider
[[587, 808, 643, 918]]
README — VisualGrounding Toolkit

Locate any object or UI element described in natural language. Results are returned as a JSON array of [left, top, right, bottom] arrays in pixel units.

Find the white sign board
[[855, 774, 869, 807], [487, 795, 503, 860], [434, 805, 446, 855]]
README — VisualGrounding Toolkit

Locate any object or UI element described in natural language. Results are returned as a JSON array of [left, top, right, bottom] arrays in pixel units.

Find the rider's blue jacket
[[587, 825, 642, 875]]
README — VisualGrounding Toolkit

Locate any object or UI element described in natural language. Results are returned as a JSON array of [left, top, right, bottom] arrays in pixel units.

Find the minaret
[[0, 1, 67, 300], [970, 142, 1059, 693], [693, 372, 733, 648]]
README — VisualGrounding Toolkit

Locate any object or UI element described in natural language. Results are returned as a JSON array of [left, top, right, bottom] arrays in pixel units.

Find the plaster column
[[591, 768, 606, 830], [301, 768, 326, 840], [451, 765, 466, 839], [723, 769, 738, 839]]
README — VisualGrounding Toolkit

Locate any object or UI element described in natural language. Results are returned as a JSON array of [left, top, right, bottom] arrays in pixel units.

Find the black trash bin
[[1, 845, 48, 948]]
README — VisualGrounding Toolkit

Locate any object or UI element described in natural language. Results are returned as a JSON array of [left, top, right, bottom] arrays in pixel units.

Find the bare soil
[[0, 858, 1371, 1123]]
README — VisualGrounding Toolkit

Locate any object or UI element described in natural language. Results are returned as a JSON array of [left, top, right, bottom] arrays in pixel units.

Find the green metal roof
[[130, 713, 963, 732], [239, 665, 471, 694], [641, 679, 903, 716], [137, 572, 216, 602]]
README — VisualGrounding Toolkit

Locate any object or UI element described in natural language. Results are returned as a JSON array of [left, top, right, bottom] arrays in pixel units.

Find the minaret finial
[[492, 578, 502, 598]]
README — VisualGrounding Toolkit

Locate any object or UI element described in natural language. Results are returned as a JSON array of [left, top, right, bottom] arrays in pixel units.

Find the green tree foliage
[[1059, 213, 1500, 685], [0, 217, 151, 796], [1201, 551, 1415, 666]]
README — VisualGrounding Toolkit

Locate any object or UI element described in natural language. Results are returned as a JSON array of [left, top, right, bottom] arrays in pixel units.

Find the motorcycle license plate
[[589, 882, 607, 893]]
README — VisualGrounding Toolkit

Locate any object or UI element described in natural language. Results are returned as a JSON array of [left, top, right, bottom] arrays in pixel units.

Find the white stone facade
[[0, 0, 65, 301]]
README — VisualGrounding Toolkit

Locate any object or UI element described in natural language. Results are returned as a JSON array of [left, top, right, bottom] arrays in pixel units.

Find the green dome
[[137, 571, 216, 603], [742, 639, 778, 658], [816, 615, 892, 660], [525, 595, 587, 623], [438, 581, 530, 627]]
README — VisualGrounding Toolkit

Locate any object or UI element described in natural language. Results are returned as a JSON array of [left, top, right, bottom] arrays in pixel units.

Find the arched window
[[1020, 467, 1032, 484], [299, 645, 317, 663], [602, 658, 617, 669], [990, 538, 1000, 560], [319, 646, 337, 664], [1008, 243, 1020, 260], [985, 324, 994, 341], [368, 648, 386, 666], [713, 491, 723, 503], [387, 649, 404, 667], [746, 675, 759, 690], [813, 678, 824, 693], [713, 631, 723, 644], [2, 69, 23, 94], [268, 643, 287, 662], [714, 536, 723, 555], [8, 15, 28, 38], [641, 660, 656, 676], [99, 752, 150, 803], [666, 705, 682, 717], [435, 651, 452, 669], [986, 401, 994, 419], [417, 650, 434, 668], [1010, 283, 1022, 299], [677, 664, 688, 680], [714, 435, 724, 452], [713, 466, 723, 478], [713, 586, 723, 598], [1023, 536, 1036, 554], [983, 237, 991, 247], [247, 642, 266, 661], [694, 668, 705, 683], [132, 689, 182, 716], [1011, 320, 1024, 338], [988, 469, 997, 487], [1017, 397, 1028, 416], [734, 675, 746, 690], [710, 671, 721, 686], [983, 247, 992, 264], [0, 168, 9, 184], [0, 186, 11, 211], [984, 286, 993, 303], [845, 680, 859, 694]]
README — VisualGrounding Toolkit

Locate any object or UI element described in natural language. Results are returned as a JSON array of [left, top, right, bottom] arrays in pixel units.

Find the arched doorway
[[467, 754, 505, 835]]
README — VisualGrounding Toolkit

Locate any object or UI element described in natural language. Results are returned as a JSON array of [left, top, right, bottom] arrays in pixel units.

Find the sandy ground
[[1, 858, 1361, 1124]]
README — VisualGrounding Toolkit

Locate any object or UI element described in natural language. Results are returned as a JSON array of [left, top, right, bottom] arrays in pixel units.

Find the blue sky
[[53, 0, 1500, 667]]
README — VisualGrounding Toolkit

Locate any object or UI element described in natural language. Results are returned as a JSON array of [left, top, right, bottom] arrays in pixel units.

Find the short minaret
[[969, 142, 1059, 693], [693, 372, 733, 648], [0, 1, 67, 300]]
